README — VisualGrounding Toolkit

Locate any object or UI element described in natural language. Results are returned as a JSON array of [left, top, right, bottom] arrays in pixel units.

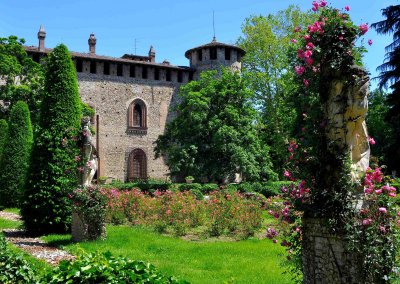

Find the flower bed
[[102, 188, 263, 239]]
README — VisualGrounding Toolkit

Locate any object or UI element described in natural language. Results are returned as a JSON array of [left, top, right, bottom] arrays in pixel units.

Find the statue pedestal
[[302, 218, 364, 284]]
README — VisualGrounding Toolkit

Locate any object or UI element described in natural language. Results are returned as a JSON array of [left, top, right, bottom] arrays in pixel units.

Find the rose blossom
[[359, 24, 369, 35], [379, 207, 387, 214], [345, 6, 350, 11]]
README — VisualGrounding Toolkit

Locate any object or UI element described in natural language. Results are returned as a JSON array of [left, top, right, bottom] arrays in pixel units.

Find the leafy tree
[[21, 44, 82, 235], [0, 119, 8, 165], [366, 89, 394, 166], [0, 36, 44, 123], [371, 5, 400, 173], [155, 69, 277, 183], [237, 6, 315, 177], [0, 101, 33, 207]]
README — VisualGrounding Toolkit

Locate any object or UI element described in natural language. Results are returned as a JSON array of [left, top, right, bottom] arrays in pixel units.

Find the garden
[[1, 1, 400, 283]]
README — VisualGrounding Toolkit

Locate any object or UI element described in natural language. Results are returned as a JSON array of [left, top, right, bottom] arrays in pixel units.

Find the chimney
[[37, 25, 46, 52], [148, 46, 155, 63], [88, 33, 96, 54]]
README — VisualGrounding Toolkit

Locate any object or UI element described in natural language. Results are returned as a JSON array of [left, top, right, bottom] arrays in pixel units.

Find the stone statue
[[324, 66, 370, 183], [81, 116, 97, 186]]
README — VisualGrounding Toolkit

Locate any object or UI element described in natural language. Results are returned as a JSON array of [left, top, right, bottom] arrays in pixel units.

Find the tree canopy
[[372, 5, 400, 173], [237, 6, 315, 177], [155, 69, 277, 183], [0, 36, 44, 123]]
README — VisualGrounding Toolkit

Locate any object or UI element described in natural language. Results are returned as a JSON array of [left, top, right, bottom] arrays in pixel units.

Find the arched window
[[128, 149, 147, 180], [128, 99, 147, 131]]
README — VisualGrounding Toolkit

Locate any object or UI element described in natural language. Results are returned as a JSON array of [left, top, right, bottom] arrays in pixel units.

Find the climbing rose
[[294, 26, 301, 32], [368, 39, 373, 45], [319, 0, 327, 7], [368, 137, 376, 145], [303, 79, 309, 87], [362, 219, 372, 226], [306, 42, 315, 49], [294, 66, 305, 75], [359, 24, 369, 35], [345, 6, 350, 11], [291, 39, 297, 43], [304, 50, 313, 58], [379, 207, 387, 214]]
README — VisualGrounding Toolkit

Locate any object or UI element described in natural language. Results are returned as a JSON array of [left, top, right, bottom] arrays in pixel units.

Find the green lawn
[[44, 225, 292, 284], [0, 217, 21, 230]]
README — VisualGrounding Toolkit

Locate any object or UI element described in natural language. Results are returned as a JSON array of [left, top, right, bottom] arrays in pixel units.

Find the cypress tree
[[0, 102, 33, 207], [0, 119, 8, 165], [21, 44, 82, 235]]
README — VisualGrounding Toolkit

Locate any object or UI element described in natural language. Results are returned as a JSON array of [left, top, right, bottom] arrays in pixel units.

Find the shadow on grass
[[43, 234, 73, 247]]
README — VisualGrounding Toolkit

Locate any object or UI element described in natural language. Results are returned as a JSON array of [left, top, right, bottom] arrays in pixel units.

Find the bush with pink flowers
[[102, 188, 263, 239]]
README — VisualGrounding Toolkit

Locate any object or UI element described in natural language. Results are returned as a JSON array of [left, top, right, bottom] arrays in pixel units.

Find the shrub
[[0, 119, 8, 164], [0, 234, 38, 284], [0, 101, 33, 207], [70, 186, 107, 240], [103, 188, 262, 239], [22, 44, 82, 235], [47, 250, 188, 284]]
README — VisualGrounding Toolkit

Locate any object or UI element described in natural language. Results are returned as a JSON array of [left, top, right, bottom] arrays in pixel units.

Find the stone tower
[[185, 37, 245, 79]]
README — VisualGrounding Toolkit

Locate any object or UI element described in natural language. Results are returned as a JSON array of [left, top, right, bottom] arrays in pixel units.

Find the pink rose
[[345, 6, 350, 11], [303, 79, 309, 87], [359, 24, 369, 35], [294, 66, 306, 76], [362, 219, 372, 226], [368, 137, 376, 145], [368, 39, 373, 45], [379, 207, 387, 214]]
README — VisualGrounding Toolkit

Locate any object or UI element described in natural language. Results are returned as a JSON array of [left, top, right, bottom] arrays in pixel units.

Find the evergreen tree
[[0, 119, 8, 166], [155, 69, 277, 183], [0, 101, 33, 207], [372, 5, 400, 173], [21, 44, 82, 235]]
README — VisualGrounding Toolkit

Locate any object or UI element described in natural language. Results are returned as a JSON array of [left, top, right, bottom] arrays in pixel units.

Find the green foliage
[[0, 36, 44, 123], [0, 234, 39, 284], [0, 101, 33, 207], [367, 89, 395, 166], [47, 250, 187, 284], [155, 68, 277, 182], [229, 181, 292, 197], [372, 5, 400, 174], [81, 102, 95, 117], [238, 6, 315, 177], [0, 119, 8, 165], [70, 186, 107, 240], [21, 44, 82, 235]]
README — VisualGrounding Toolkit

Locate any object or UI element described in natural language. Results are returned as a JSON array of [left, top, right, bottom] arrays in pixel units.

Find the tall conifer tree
[[0, 101, 33, 207], [21, 44, 82, 235]]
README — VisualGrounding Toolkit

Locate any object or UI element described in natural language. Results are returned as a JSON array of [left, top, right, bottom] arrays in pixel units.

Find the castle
[[24, 26, 245, 182]]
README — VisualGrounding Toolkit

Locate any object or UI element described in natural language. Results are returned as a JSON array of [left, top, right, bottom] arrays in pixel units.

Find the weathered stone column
[[302, 66, 370, 284]]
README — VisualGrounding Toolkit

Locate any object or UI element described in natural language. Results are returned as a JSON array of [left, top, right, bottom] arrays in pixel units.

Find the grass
[[0, 217, 21, 230], [43, 225, 293, 284]]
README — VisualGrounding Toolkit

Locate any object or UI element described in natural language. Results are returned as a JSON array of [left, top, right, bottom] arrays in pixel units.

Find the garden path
[[0, 210, 75, 265]]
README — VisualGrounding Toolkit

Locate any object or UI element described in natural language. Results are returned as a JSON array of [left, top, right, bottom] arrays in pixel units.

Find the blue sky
[[1, 0, 397, 89]]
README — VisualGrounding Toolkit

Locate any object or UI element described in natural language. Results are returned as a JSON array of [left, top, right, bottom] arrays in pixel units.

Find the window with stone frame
[[127, 99, 147, 132], [128, 149, 147, 180]]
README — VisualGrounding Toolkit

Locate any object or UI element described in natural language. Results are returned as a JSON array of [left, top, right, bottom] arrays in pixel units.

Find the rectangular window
[[32, 54, 40, 63], [225, 48, 231, 60], [177, 71, 183, 83], [154, 68, 159, 80], [117, 63, 123, 76], [142, 66, 148, 79], [104, 62, 110, 75], [130, 65, 135, 77], [166, 69, 171, 82], [90, 61, 96, 74], [210, 47, 217, 60], [197, 50, 202, 61], [76, 59, 83, 72]]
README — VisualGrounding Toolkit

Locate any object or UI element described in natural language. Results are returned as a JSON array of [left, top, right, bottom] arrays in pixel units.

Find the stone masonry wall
[[77, 72, 181, 181]]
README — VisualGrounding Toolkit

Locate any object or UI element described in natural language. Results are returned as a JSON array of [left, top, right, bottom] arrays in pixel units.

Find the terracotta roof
[[184, 39, 245, 59], [24, 46, 191, 71]]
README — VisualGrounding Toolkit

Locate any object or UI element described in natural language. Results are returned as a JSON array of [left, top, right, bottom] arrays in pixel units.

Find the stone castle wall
[[78, 72, 181, 181]]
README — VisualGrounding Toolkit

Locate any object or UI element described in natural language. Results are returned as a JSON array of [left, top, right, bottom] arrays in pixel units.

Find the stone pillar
[[302, 218, 364, 284], [302, 66, 370, 283]]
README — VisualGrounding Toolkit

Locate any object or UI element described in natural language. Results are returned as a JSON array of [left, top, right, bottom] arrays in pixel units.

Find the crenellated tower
[[185, 37, 245, 79]]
